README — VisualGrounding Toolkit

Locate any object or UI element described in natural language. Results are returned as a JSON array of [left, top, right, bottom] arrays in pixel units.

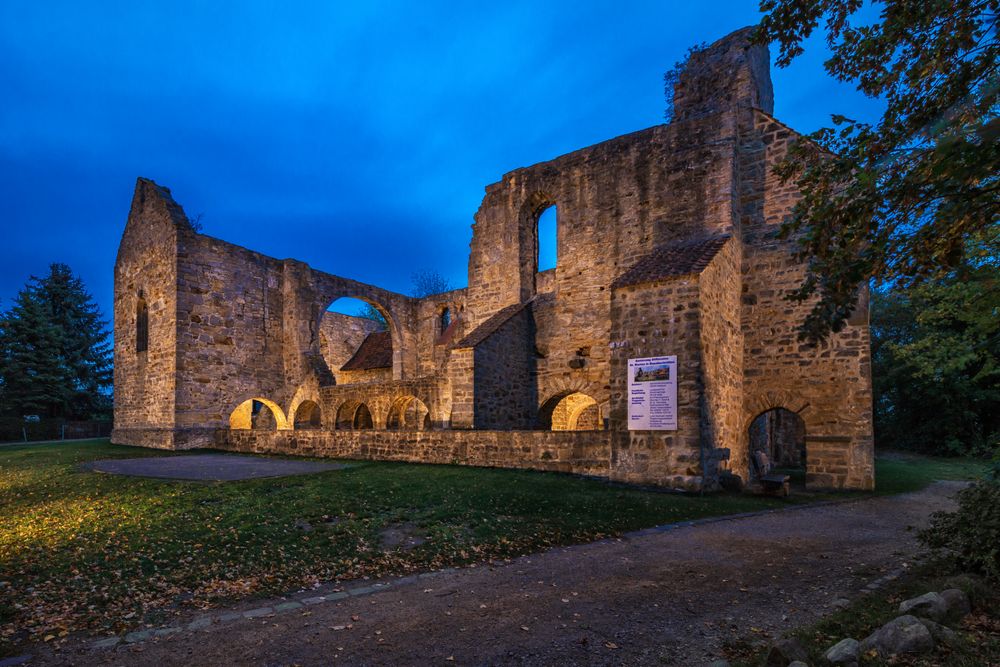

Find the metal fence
[[0, 418, 113, 444]]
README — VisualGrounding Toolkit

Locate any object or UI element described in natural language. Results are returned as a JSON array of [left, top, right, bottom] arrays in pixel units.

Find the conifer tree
[[0, 264, 112, 419]]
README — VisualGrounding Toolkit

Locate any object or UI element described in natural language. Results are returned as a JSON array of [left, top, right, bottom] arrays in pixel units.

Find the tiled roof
[[340, 331, 392, 371], [454, 295, 554, 349], [611, 235, 731, 289], [455, 301, 531, 349]]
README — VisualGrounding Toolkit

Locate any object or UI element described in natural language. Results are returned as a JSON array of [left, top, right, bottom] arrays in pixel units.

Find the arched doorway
[[293, 400, 322, 430], [748, 408, 806, 481], [386, 395, 431, 430], [539, 392, 602, 431], [229, 398, 289, 430]]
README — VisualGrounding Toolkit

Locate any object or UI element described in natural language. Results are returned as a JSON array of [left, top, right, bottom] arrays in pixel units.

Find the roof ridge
[[611, 235, 731, 289]]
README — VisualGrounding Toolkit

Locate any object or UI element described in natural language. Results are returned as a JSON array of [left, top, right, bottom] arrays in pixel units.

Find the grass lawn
[[0, 440, 988, 653]]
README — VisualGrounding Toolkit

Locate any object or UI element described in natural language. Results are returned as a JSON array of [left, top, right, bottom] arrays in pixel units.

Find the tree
[[871, 230, 999, 455], [0, 264, 112, 419], [409, 270, 450, 298], [755, 0, 999, 340], [352, 270, 450, 329], [354, 302, 387, 330]]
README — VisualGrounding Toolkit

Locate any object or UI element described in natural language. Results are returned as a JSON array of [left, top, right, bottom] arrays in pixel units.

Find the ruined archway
[[353, 403, 374, 430], [229, 398, 289, 430], [335, 400, 374, 430], [293, 400, 322, 430], [748, 407, 806, 481], [386, 395, 431, 431], [319, 296, 397, 384], [538, 391, 602, 431]]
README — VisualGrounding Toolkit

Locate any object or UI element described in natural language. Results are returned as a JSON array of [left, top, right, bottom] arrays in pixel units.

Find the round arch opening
[[386, 395, 431, 431], [229, 398, 289, 430], [293, 400, 322, 430], [335, 400, 374, 430], [320, 296, 398, 383], [538, 391, 603, 431], [748, 407, 806, 481]]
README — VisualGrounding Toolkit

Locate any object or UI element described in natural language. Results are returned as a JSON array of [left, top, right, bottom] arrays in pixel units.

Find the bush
[[919, 471, 1000, 581]]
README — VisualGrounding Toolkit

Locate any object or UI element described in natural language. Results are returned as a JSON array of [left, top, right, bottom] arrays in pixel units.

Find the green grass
[[872, 451, 990, 495], [0, 441, 988, 653]]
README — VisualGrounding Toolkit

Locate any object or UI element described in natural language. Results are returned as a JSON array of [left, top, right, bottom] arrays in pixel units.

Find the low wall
[[214, 428, 612, 478]]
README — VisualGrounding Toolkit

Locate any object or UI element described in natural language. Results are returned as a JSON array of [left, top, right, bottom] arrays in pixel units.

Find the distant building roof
[[611, 235, 731, 289], [340, 331, 392, 371]]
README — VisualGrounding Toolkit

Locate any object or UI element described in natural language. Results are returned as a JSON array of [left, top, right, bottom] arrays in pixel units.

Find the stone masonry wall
[[698, 237, 745, 478], [318, 312, 382, 383], [471, 304, 538, 429], [609, 277, 705, 489], [738, 109, 874, 489], [217, 428, 611, 478], [111, 179, 181, 449], [113, 26, 874, 491]]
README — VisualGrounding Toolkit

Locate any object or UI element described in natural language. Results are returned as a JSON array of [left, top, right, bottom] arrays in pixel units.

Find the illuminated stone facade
[[112, 27, 874, 491]]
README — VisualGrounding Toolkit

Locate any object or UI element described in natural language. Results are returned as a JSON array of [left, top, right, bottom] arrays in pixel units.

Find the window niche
[[136, 293, 149, 354], [536, 204, 557, 272]]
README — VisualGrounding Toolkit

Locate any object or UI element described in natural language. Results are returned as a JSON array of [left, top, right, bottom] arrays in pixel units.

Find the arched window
[[536, 205, 557, 272], [440, 307, 452, 334], [136, 295, 149, 353]]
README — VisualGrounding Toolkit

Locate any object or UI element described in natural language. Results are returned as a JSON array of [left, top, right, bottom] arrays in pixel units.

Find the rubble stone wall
[[217, 428, 611, 478], [112, 26, 874, 491]]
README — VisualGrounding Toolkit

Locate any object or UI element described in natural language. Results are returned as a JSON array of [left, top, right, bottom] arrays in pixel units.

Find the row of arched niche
[[228, 391, 607, 432]]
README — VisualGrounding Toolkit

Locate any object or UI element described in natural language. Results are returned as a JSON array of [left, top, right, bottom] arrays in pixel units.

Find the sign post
[[627, 355, 678, 430]]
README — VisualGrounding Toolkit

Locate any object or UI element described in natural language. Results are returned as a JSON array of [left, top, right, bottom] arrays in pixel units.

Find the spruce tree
[[0, 264, 112, 419]]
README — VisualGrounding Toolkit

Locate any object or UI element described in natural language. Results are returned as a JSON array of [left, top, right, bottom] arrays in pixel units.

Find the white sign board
[[627, 355, 678, 430]]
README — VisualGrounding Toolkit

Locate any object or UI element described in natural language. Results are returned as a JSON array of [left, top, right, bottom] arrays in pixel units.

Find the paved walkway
[[89, 454, 347, 481], [31, 482, 962, 666]]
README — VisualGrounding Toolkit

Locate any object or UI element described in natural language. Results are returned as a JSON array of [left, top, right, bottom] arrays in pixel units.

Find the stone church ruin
[[112, 27, 874, 491]]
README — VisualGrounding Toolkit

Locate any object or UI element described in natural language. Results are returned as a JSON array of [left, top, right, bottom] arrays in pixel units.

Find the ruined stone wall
[[217, 428, 610, 478], [698, 237, 745, 477], [609, 277, 705, 489], [471, 303, 538, 429], [111, 179, 181, 449], [318, 312, 381, 383], [414, 287, 468, 377], [173, 231, 287, 442], [112, 25, 874, 491], [738, 110, 874, 489], [321, 378, 440, 431], [465, 116, 743, 419]]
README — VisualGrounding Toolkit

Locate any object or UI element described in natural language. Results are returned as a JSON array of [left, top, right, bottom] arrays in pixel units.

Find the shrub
[[919, 472, 1000, 581]]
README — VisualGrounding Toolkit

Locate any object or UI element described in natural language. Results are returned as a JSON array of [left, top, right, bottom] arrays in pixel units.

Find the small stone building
[[112, 27, 874, 491]]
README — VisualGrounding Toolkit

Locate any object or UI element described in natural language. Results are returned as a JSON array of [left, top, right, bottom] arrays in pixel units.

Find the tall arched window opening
[[136, 295, 149, 353], [440, 307, 452, 334], [537, 205, 557, 272]]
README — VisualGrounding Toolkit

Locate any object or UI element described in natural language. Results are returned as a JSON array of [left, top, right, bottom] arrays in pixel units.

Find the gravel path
[[32, 482, 962, 666]]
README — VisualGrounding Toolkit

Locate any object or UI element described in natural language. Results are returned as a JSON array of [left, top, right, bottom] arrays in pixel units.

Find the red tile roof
[[340, 331, 393, 371], [455, 301, 532, 349], [611, 235, 731, 288], [454, 294, 553, 349]]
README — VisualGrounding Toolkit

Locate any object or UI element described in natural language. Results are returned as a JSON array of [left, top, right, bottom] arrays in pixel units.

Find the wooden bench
[[752, 450, 790, 497]]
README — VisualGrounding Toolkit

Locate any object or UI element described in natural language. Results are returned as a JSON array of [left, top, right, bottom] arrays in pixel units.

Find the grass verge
[[724, 563, 1000, 666], [0, 441, 988, 655]]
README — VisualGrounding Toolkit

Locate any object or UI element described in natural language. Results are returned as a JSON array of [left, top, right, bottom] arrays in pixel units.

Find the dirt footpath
[[35, 482, 962, 667]]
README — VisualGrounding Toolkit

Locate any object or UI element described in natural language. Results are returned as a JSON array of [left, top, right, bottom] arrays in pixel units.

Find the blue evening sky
[[0, 1, 884, 322]]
